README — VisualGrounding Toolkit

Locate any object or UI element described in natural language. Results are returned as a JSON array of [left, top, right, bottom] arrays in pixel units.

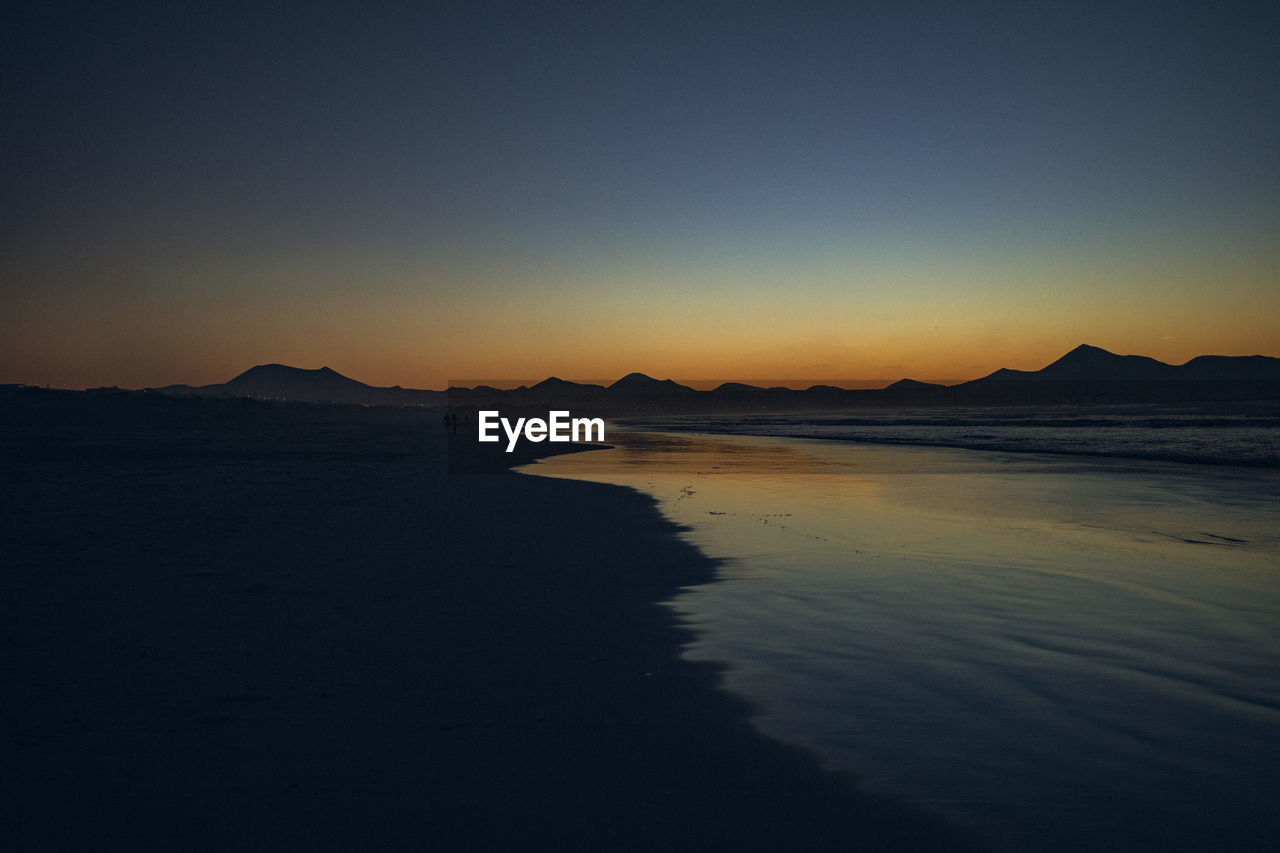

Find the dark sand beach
[[1, 392, 989, 850]]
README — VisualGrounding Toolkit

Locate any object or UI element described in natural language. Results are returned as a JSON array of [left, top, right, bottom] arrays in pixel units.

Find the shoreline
[[2, 395, 992, 850], [609, 416, 1280, 469], [525, 429, 1280, 852]]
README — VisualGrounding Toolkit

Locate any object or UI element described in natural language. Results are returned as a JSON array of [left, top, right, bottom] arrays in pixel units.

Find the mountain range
[[149, 345, 1280, 410]]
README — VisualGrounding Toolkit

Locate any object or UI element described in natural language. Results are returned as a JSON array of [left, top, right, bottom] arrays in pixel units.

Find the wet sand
[[525, 430, 1280, 851], [1, 393, 989, 850]]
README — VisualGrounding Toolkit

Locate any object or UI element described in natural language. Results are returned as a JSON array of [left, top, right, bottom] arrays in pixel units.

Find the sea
[[519, 410, 1280, 852]]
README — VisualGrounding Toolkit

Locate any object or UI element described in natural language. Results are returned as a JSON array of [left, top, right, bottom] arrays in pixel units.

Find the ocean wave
[[619, 414, 1280, 467]]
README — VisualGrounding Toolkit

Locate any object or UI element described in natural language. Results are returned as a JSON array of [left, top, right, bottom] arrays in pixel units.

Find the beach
[[524, 430, 1280, 851], [1, 393, 987, 850]]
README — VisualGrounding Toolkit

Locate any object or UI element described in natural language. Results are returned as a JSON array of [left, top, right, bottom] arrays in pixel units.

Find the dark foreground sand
[[2, 392, 990, 851]]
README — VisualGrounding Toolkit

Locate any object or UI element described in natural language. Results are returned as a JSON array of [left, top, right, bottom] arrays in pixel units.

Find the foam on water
[[521, 432, 1280, 851], [622, 410, 1280, 467]]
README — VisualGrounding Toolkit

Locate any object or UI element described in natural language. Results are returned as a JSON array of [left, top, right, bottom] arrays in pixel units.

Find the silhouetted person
[[450, 413, 459, 434]]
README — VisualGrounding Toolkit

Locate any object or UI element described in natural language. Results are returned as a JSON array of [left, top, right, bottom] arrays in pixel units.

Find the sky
[[3, 0, 1278, 389]]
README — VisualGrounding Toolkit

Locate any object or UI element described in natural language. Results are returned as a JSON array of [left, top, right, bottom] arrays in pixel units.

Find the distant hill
[[607, 373, 696, 395], [964, 344, 1280, 385], [224, 365, 379, 400], [1179, 354, 1280, 382], [954, 345, 1280, 404], [884, 378, 948, 393], [158, 364, 443, 406], [529, 377, 606, 394]]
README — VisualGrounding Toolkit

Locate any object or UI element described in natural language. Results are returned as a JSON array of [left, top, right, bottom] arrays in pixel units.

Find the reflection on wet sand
[[521, 431, 1280, 853]]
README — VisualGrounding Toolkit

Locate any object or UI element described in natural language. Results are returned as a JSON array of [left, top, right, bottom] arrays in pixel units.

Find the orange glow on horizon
[[4, 234, 1278, 391]]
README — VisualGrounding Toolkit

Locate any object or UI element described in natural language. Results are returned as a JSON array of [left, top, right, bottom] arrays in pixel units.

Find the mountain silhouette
[[528, 377, 606, 394], [884, 378, 947, 392], [711, 382, 766, 393], [951, 345, 1280, 404], [1179, 354, 1280, 381], [966, 344, 1280, 385], [159, 364, 443, 406], [971, 344, 1177, 382], [607, 373, 696, 394], [222, 364, 377, 400]]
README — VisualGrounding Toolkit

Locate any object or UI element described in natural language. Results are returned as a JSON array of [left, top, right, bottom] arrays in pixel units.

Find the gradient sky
[[3, 0, 1278, 389]]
